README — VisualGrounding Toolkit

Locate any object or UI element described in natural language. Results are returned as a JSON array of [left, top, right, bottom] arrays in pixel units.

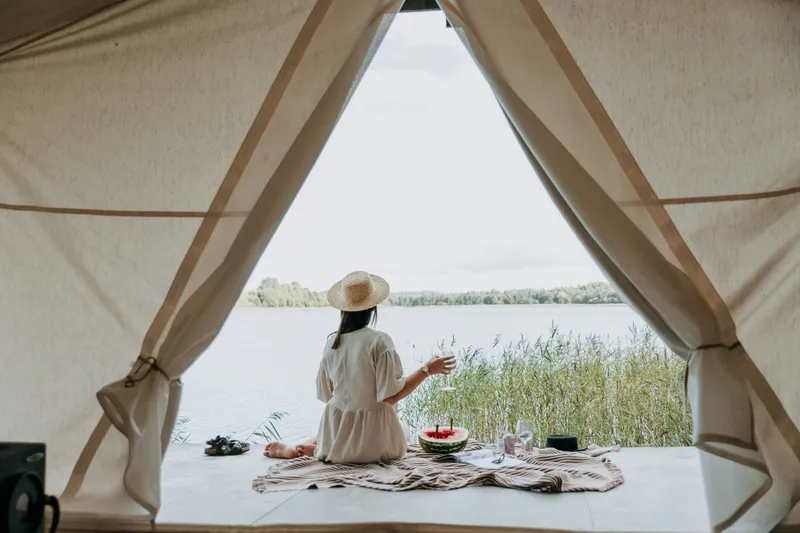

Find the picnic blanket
[[252, 441, 623, 494]]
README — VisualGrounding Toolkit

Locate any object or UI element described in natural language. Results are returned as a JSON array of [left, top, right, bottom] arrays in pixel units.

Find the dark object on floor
[[204, 436, 250, 456], [545, 435, 587, 452], [0, 442, 60, 533]]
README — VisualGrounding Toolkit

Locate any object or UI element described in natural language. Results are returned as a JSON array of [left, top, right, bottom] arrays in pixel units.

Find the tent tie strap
[[124, 355, 171, 387], [683, 341, 743, 397]]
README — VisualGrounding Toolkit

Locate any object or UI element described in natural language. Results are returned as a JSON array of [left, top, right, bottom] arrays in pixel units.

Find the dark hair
[[331, 307, 377, 349]]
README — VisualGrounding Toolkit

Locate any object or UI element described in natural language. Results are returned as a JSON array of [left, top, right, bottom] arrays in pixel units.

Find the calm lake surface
[[179, 305, 647, 444]]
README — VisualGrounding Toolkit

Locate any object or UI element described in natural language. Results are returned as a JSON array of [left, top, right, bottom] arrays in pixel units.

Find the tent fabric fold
[[1, 0, 798, 531], [0, 0, 122, 55], [0, 0, 402, 521], [436, 0, 800, 531]]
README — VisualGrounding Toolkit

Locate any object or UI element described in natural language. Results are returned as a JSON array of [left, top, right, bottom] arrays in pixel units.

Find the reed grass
[[399, 325, 692, 447]]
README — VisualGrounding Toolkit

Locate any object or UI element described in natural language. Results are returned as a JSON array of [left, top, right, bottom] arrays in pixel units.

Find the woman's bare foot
[[295, 443, 316, 457], [264, 442, 300, 459]]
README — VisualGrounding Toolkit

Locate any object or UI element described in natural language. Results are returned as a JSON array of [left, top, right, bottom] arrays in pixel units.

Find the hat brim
[[327, 274, 390, 312]]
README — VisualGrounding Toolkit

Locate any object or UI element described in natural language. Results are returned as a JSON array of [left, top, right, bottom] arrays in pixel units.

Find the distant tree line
[[387, 282, 621, 306], [238, 278, 328, 308], [238, 278, 622, 308]]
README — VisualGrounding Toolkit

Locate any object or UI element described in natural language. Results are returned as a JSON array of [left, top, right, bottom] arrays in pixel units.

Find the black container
[[545, 434, 587, 452], [0, 442, 58, 533]]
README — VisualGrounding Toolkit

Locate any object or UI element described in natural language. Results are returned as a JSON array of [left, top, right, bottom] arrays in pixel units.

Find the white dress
[[314, 327, 409, 463]]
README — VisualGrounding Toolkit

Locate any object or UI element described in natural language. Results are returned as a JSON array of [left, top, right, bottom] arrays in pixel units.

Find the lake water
[[179, 305, 648, 444]]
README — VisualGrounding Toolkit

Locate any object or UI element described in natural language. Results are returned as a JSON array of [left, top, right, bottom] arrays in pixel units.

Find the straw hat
[[327, 271, 390, 312]]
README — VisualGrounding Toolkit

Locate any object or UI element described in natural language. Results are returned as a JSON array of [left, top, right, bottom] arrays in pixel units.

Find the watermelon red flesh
[[423, 429, 455, 439], [418, 427, 469, 453]]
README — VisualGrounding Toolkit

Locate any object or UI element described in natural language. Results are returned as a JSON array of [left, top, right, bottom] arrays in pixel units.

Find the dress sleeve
[[374, 334, 406, 402], [316, 360, 333, 403]]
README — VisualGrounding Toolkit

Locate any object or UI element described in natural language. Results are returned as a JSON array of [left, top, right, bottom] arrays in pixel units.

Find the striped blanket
[[252, 441, 623, 494]]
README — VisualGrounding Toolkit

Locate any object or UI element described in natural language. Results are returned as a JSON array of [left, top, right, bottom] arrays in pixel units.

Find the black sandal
[[204, 435, 250, 456], [205, 435, 227, 446]]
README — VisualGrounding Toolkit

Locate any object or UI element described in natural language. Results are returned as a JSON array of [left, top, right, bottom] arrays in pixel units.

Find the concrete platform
[[155, 444, 711, 532]]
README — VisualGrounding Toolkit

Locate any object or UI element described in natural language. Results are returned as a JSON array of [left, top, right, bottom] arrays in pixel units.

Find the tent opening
[[174, 6, 690, 452], [159, 7, 698, 531]]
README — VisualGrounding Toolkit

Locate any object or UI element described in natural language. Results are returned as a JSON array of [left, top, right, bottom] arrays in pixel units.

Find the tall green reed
[[399, 325, 691, 447]]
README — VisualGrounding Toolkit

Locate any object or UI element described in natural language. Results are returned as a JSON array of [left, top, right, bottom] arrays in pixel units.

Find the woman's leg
[[264, 437, 317, 458], [295, 437, 317, 457], [264, 441, 300, 458]]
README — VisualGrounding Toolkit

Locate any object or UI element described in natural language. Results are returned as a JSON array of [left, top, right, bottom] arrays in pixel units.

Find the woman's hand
[[426, 353, 457, 376]]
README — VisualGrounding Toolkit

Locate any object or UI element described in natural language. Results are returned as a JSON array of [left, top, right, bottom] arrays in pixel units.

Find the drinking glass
[[516, 419, 534, 439], [440, 347, 456, 392]]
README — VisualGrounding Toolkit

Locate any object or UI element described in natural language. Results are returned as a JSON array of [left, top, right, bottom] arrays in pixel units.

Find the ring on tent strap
[[124, 355, 171, 387]]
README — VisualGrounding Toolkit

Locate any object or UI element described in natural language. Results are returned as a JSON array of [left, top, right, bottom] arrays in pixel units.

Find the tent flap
[[0, 0, 403, 520], [437, 0, 800, 531]]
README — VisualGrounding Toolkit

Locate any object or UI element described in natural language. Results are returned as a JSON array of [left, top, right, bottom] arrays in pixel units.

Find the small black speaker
[[0, 443, 59, 533]]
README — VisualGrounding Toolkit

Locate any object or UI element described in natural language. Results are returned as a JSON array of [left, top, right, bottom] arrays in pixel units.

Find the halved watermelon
[[418, 427, 469, 453]]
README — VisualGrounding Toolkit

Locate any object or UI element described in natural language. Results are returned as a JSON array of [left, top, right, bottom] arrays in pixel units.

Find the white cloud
[[246, 11, 605, 292]]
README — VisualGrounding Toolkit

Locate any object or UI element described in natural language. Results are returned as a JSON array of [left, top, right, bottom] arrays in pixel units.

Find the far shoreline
[[234, 303, 630, 310], [240, 279, 623, 308]]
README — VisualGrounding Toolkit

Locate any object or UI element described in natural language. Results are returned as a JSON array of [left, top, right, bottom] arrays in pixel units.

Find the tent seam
[[0, 202, 249, 218], [618, 185, 800, 207]]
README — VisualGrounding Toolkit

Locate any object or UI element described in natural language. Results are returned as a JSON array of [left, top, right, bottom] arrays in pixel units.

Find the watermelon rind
[[418, 427, 469, 453]]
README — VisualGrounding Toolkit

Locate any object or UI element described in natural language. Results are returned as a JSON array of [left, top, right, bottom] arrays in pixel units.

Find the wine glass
[[516, 419, 534, 437], [440, 347, 456, 392]]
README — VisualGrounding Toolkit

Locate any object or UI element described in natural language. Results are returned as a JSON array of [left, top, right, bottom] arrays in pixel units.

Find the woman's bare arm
[[383, 355, 456, 405], [383, 367, 427, 405]]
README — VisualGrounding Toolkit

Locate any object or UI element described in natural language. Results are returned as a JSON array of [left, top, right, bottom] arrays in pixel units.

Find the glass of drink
[[516, 419, 535, 451], [516, 419, 534, 437], [440, 347, 456, 392]]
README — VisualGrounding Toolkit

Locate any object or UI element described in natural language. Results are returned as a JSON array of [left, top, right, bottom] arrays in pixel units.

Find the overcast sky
[[245, 11, 605, 293]]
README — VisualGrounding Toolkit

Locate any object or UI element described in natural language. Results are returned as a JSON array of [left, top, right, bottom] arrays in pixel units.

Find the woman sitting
[[265, 271, 455, 463]]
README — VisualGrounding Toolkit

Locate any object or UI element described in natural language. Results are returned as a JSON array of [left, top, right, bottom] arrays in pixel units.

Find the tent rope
[[124, 355, 171, 387]]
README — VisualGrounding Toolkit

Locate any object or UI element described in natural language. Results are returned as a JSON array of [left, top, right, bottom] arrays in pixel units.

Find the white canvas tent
[[0, 0, 797, 531]]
